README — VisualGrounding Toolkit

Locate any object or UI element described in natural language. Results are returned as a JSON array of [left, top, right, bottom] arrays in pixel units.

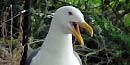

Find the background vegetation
[[0, 0, 130, 65]]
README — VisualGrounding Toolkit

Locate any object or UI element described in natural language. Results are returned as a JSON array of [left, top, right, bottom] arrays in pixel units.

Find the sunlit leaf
[[124, 14, 130, 28]]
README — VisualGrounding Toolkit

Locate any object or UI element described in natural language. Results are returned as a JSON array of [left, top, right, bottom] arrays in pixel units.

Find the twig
[[104, 48, 112, 65], [0, 10, 27, 23], [58, 0, 77, 7], [10, 4, 13, 55], [85, 47, 105, 57], [29, 39, 44, 44]]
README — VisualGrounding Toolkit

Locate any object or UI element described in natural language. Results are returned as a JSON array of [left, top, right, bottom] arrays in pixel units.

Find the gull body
[[29, 6, 93, 65]]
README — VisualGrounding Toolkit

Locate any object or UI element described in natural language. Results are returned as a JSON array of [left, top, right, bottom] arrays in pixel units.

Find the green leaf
[[119, 0, 125, 4], [90, 0, 101, 7], [124, 14, 130, 28], [109, 1, 116, 8]]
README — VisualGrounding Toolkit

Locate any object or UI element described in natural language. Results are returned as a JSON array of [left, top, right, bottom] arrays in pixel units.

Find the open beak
[[71, 22, 93, 46]]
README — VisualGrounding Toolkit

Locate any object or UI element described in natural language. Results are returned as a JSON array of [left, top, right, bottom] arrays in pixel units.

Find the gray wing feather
[[73, 51, 82, 65], [26, 48, 82, 65], [26, 48, 40, 65]]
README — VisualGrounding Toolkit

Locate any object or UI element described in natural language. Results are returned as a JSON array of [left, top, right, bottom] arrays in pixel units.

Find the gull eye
[[68, 11, 73, 15]]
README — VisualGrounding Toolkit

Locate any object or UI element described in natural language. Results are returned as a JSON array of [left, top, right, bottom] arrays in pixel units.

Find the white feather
[[30, 6, 84, 65]]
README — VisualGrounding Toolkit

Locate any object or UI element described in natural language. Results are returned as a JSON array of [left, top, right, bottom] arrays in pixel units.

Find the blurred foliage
[[27, 0, 130, 65], [29, 0, 130, 65], [0, 0, 130, 65]]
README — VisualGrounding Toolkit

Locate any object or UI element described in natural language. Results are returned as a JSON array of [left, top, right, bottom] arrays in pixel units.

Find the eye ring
[[68, 11, 73, 15]]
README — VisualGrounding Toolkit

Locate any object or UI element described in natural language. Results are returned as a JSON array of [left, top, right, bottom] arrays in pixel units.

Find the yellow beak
[[72, 22, 93, 46]]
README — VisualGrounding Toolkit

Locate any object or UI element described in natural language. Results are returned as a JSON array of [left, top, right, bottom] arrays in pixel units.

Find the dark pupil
[[68, 12, 73, 15]]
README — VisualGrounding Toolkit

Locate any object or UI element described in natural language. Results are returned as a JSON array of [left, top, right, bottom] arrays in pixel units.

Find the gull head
[[52, 6, 93, 46]]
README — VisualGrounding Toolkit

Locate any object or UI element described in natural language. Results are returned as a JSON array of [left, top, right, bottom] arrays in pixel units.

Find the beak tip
[[80, 43, 84, 47], [91, 33, 93, 37], [82, 44, 84, 47]]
